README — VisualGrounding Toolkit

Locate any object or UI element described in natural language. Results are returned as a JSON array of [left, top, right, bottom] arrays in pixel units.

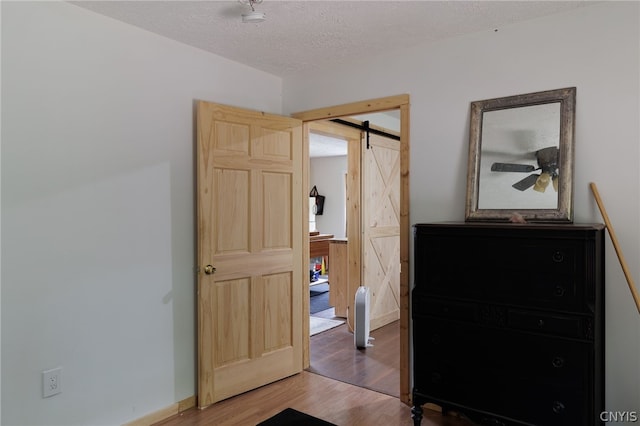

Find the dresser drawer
[[414, 319, 594, 425], [412, 293, 594, 340], [417, 382, 588, 426], [413, 318, 592, 386], [508, 308, 593, 340], [415, 234, 588, 312]]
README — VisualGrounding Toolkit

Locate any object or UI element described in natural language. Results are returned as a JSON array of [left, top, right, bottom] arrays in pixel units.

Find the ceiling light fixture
[[240, 0, 265, 23]]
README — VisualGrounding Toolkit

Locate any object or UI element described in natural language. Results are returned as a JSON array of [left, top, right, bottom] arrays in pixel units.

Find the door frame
[[292, 94, 411, 405]]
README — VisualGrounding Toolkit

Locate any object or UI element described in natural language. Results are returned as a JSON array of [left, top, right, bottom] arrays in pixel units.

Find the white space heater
[[354, 286, 374, 348]]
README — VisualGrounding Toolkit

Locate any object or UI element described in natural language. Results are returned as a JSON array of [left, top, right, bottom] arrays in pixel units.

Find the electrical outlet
[[42, 367, 62, 398]]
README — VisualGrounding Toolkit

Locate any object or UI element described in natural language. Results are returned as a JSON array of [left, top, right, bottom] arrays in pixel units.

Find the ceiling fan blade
[[512, 173, 540, 191], [491, 163, 536, 173]]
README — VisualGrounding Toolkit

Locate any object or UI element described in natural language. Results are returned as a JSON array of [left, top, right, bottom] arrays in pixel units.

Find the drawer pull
[[554, 285, 566, 297], [552, 251, 564, 262], [552, 356, 565, 368], [552, 401, 565, 414], [431, 334, 441, 345], [509, 310, 583, 338]]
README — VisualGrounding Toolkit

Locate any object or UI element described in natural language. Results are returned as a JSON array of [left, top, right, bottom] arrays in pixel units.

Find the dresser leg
[[411, 404, 423, 425]]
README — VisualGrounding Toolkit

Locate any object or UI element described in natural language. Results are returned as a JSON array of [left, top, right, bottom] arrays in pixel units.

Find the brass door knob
[[203, 265, 216, 275]]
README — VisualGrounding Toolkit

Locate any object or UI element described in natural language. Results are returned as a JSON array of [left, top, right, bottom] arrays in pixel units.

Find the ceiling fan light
[[533, 172, 551, 193], [242, 11, 266, 23]]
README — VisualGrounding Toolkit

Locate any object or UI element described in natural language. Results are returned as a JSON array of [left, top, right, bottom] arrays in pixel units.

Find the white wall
[[285, 1, 640, 420], [1, 2, 282, 425], [3, 2, 638, 424], [310, 156, 348, 238]]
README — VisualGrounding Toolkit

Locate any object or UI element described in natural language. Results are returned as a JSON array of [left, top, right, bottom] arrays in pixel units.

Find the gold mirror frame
[[465, 87, 576, 222]]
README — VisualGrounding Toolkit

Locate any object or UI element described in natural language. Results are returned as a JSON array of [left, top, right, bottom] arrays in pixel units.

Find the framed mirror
[[465, 87, 576, 222]]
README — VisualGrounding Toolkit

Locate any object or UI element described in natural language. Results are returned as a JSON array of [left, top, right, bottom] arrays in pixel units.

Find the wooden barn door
[[196, 101, 303, 408], [362, 132, 401, 331]]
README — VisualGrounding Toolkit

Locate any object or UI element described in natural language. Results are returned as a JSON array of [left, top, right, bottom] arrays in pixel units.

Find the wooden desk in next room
[[309, 232, 334, 265]]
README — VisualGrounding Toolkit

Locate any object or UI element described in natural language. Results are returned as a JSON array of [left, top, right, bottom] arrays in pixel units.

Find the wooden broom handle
[[590, 182, 640, 314]]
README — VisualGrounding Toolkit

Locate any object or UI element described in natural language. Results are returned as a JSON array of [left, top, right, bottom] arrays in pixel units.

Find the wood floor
[[154, 371, 472, 426], [309, 317, 400, 397], [154, 314, 474, 426]]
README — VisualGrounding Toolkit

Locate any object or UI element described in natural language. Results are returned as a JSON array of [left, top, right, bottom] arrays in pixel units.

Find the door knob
[[203, 265, 216, 275]]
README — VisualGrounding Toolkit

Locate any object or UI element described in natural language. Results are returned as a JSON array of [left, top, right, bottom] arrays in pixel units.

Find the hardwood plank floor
[[309, 318, 400, 397], [154, 371, 472, 426], [155, 310, 473, 426]]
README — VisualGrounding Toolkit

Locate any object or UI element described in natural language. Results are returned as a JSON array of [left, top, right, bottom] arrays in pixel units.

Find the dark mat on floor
[[310, 286, 332, 314], [257, 408, 336, 425], [310, 283, 329, 296]]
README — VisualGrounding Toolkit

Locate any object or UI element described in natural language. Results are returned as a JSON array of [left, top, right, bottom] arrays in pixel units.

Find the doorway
[[306, 114, 401, 397], [307, 123, 353, 339], [292, 94, 411, 404]]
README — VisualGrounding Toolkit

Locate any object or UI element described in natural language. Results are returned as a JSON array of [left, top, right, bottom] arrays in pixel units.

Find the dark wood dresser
[[411, 223, 605, 426]]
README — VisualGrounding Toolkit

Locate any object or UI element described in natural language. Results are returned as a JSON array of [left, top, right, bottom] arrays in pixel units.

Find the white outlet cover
[[42, 367, 62, 398]]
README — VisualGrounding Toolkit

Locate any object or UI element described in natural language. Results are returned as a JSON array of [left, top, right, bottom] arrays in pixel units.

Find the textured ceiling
[[69, 1, 593, 158], [70, 1, 594, 78]]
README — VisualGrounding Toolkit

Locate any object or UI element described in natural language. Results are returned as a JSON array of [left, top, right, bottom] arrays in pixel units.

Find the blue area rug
[[310, 283, 332, 314]]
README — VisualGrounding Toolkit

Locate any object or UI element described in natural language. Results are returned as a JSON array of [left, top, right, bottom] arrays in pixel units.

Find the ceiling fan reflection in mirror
[[491, 146, 559, 193], [239, 0, 266, 23]]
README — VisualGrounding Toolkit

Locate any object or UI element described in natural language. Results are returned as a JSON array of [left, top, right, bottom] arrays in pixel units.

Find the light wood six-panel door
[[196, 101, 304, 408]]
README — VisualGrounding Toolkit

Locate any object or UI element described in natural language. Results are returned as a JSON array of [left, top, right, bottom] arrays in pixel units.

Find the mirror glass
[[478, 102, 560, 209], [465, 87, 576, 222]]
